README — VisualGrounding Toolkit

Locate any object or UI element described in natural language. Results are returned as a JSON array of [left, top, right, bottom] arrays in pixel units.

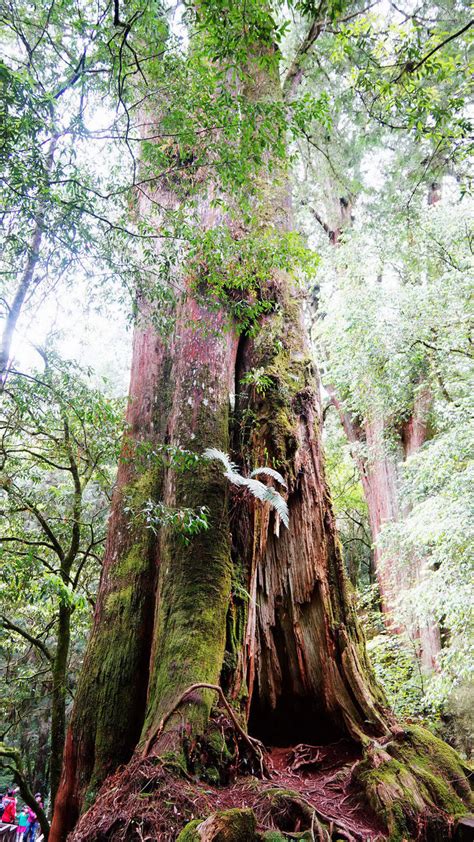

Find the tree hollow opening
[[248, 684, 342, 747]]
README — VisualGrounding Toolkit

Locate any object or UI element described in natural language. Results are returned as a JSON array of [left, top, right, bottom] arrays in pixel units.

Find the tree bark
[[49, 602, 71, 810], [50, 14, 471, 842], [50, 320, 169, 834]]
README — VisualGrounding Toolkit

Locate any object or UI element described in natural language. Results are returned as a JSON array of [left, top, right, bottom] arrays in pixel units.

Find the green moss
[[104, 583, 134, 615], [258, 789, 320, 835], [177, 808, 257, 841], [140, 367, 234, 750], [356, 726, 473, 841], [222, 560, 249, 690], [114, 542, 150, 578], [176, 818, 201, 841]]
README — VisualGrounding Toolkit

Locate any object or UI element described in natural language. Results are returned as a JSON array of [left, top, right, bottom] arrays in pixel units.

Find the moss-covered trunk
[[51, 8, 471, 841], [51, 322, 170, 837], [140, 294, 239, 755]]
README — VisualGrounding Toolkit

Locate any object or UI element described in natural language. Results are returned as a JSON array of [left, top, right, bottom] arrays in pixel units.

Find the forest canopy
[[0, 0, 472, 840]]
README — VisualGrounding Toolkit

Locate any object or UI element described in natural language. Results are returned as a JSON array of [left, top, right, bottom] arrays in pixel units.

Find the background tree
[[0, 352, 122, 806], [288, 0, 472, 671]]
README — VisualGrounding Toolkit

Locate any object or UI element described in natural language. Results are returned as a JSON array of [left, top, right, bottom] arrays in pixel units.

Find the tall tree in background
[[291, 0, 472, 669], [50, 2, 472, 840], [0, 355, 122, 806]]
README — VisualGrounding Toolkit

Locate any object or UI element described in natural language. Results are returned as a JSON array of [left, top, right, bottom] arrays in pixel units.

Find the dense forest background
[[0, 0, 472, 837]]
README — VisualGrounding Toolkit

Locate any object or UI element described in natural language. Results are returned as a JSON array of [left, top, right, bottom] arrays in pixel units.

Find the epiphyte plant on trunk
[[203, 448, 289, 528], [48, 0, 473, 840]]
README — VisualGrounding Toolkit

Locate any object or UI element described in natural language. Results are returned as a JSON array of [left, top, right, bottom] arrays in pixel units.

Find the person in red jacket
[[1, 789, 17, 823]]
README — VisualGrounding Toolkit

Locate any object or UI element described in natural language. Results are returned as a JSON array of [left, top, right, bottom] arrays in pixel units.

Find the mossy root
[[176, 807, 258, 841], [355, 725, 473, 841]]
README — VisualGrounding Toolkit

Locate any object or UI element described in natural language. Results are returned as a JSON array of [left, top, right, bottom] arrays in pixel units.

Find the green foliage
[[322, 409, 372, 585], [241, 367, 274, 394], [337, 4, 472, 166], [0, 351, 123, 786], [189, 227, 317, 334], [379, 414, 474, 710], [366, 632, 433, 721], [126, 498, 210, 546]]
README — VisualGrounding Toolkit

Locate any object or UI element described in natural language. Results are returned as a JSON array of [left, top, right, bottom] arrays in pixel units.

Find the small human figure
[[23, 795, 42, 842], [16, 807, 28, 837], [1, 788, 17, 823]]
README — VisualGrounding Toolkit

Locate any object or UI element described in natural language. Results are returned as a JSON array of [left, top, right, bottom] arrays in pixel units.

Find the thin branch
[[392, 19, 474, 83], [1, 617, 53, 662]]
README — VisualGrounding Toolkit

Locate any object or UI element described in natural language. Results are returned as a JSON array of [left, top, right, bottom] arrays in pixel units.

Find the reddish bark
[[50, 320, 169, 839], [314, 190, 441, 668]]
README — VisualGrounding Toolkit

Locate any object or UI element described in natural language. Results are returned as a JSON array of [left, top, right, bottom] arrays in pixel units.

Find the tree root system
[[69, 738, 386, 841], [68, 715, 472, 842]]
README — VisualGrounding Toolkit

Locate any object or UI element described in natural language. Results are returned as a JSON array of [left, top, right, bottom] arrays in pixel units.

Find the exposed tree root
[[67, 719, 472, 842], [355, 725, 473, 842], [143, 683, 268, 777], [69, 736, 384, 841]]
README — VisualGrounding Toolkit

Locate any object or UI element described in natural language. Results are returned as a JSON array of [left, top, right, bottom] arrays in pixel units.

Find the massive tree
[[50, 2, 472, 840]]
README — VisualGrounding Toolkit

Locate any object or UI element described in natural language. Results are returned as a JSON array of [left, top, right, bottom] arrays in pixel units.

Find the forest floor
[[72, 738, 388, 841]]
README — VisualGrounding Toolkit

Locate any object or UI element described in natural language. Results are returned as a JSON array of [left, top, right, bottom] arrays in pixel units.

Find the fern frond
[[250, 466, 287, 489], [245, 479, 289, 528], [203, 448, 239, 474], [263, 486, 289, 527], [203, 449, 289, 529]]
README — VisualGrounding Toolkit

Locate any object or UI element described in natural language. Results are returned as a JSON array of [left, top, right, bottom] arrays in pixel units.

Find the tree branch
[[1, 616, 53, 662], [393, 19, 473, 83]]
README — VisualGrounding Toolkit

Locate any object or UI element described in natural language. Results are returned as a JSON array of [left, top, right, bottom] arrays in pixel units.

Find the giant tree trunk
[[51, 14, 470, 842], [51, 319, 169, 832]]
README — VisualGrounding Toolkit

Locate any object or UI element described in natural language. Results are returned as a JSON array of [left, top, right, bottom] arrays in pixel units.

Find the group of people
[[0, 790, 42, 841]]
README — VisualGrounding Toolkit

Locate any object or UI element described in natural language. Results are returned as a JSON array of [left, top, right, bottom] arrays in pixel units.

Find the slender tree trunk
[[0, 134, 58, 387], [49, 602, 72, 809], [331, 389, 440, 668]]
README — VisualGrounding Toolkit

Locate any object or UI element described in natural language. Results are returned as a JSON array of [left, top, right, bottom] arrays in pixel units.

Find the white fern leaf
[[203, 449, 289, 529], [244, 479, 289, 527], [224, 469, 247, 486], [262, 486, 289, 528], [250, 466, 287, 489], [203, 448, 239, 474], [243, 477, 271, 502]]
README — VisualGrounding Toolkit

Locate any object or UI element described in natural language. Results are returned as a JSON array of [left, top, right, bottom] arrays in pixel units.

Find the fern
[[250, 466, 287, 489], [203, 448, 289, 528]]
